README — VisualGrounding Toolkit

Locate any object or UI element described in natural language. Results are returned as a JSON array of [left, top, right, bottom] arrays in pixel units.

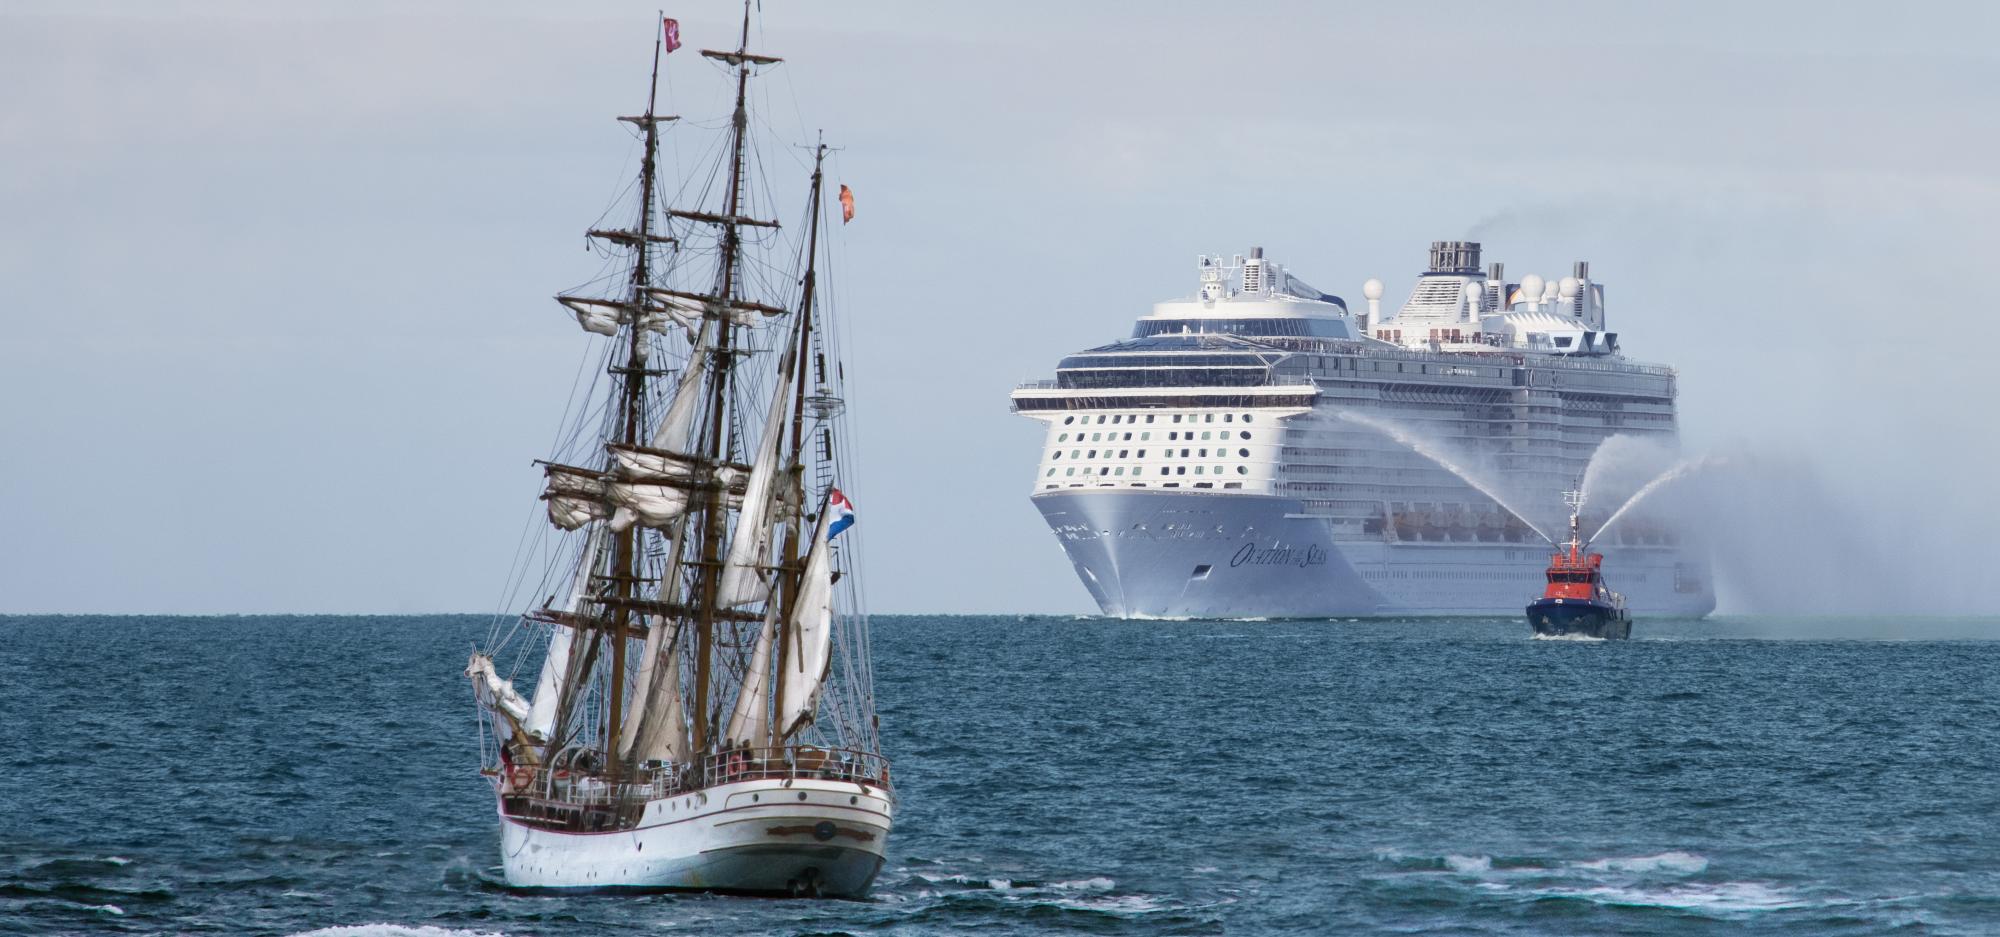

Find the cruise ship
[[1009, 241, 1715, 618]]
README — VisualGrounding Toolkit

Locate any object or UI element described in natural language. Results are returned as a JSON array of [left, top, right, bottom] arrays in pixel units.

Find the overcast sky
[[4, 1, 1997, 615]]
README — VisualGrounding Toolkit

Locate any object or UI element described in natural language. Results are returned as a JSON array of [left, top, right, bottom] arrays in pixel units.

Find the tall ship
[[465, 9, 891, 897], [1010, 241, 1715, 618]]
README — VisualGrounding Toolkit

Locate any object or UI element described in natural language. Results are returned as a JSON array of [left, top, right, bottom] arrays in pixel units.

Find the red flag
[[662, 17, 682, 53], [838, 184, 855, 224]]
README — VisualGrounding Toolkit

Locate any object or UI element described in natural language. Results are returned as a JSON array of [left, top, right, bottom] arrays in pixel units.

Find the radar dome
[[1518, 274, 1545, 301], [1362, 278, 1384, 301], [1558, 276, 1579, 299]]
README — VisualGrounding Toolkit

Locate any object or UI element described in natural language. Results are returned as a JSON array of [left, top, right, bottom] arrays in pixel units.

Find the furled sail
[[714, 348, 795, 607], [777, 501, 837, 737], [603, 328, 714, 532], [721, 605, 779, 748], [559, 296, 685, 339], [466, 652, 531, 726], [544, 472, 610, 530], [525, 524, 604, 738]]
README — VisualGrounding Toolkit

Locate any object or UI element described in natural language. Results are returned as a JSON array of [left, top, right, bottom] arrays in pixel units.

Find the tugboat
[[1527, 489, 1632, 639]]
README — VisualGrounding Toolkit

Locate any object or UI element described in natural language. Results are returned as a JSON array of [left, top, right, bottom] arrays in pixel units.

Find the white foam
[[104, 856, 132, 866], [1572, 851, 1709, 875], [288, 927, 512, 937], [90, 904, 125, 916], [1051, 877, 1116, 891], [1445, 854, 1493, 874], [1548, 881, 1806, 913], [1532, 632, 1607, 642]]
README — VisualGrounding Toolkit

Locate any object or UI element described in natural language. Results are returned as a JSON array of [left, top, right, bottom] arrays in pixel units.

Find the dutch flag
[[827, 488, 856, 540]]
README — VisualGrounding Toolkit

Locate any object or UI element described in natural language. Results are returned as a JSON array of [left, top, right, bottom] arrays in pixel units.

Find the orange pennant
[[838, 184, 855, 224]]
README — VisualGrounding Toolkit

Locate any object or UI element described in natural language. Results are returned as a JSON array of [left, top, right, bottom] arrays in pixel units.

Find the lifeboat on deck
[[1526, 489, 1631, 639]]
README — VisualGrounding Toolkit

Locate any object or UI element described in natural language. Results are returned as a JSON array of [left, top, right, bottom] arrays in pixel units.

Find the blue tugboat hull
[[1526, 598, 1632, 639]]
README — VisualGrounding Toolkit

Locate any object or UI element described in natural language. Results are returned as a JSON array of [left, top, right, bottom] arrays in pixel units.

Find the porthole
[[1064, 416, 1074, 425], [850, 796, 859, 804], [798, 792, 808, 801], [1243, 414, 1254, 423], [752, 794, 760, 802], [1240, 431, 1251, 440], [1239, 448, 1249, 458], [1237, 465, 1249, 475]]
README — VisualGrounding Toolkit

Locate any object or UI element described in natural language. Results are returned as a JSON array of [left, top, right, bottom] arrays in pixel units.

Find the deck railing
[[495, 745, 891, 813]]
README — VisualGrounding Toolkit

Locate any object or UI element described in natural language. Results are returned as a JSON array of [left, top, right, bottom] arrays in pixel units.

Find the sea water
[[3, 614, 1998, 936]]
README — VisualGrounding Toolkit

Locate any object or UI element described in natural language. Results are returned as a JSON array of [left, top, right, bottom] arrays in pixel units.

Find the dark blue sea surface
[[3, 615, 1998, 936]]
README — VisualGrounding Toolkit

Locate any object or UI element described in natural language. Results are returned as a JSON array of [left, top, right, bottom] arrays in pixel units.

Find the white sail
[[544, 473, 610, 530], [605, 481, 691, 528], [721, 606, 779, 748], [619, 615, 689, 764], [715, 362, 794, 607], [777, 505, 837, 737], [526, 525, 604, 738], [467, 652, 531, 725]]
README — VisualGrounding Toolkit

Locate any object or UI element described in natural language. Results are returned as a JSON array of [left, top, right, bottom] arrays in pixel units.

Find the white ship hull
[[1036, 489, 1714, 618], [499, 777, 893, 897]]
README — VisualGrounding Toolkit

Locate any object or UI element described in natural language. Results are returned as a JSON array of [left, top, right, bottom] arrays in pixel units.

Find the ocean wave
[[287, 927, 513, 937], [1522, 880, 1808, 913], [1571, 851, 1709, 875], [1531, 632, 1608, 642]]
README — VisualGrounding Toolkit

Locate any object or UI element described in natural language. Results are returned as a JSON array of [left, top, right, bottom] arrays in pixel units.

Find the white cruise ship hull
[[1035, 489, 1715, 618], [499, 777, 892, 897]]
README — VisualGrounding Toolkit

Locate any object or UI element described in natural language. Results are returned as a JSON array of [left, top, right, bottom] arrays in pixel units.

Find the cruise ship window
[[1091, 432, 1101, 441], [1045, 468, 1055, 476], [1212, 465, 1221, 474], [1168, 432, 1177, 441], [1243, 414, 1254, 423], [1224, 414, 1234, 422], [1201, 431, 1211, 440], [1052, 451, 1062, 459], [1172, 415, 1182, 423], [1176, 467, 1186, 475], [1119, 450, 1129, 458], [1145, 415, 1155, 423], [1096, 415, 1106, 424], [1063, 416, 1074, 425], [1200, 448, 1208, 457], [1180, 449, 1189, 457], [1237, 465, 1249, 475], [1141, 433, 1150, 441], [1205, 414, 1213, 423], [1160, 467, 1169, 476], [1194, 466, 1204, 475], [1065, 468, 1075, 476], [1239, 448, 1249, 457], [1240, 431, 1251, 440], [1138, 449, 1147, 457], [1114, 467, 1125, 476]]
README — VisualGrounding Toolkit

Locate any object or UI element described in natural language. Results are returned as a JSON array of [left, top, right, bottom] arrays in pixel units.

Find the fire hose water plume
[[1331, 411, 1558, 544], [1588, 454, 1728, 544]]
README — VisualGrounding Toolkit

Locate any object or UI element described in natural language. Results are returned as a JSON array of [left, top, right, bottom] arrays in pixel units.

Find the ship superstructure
[[1009, 242, 1714, 618]]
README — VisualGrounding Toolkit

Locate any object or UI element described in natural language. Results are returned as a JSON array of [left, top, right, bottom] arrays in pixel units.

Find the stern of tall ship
[[1034, 488, 1386, 618], [499, 773, 893, 898]]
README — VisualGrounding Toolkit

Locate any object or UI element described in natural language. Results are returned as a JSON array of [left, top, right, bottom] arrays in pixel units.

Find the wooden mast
[[602, 26, 668, 786], [691, 0, 760, 757], [769, 141, 829, 747]]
